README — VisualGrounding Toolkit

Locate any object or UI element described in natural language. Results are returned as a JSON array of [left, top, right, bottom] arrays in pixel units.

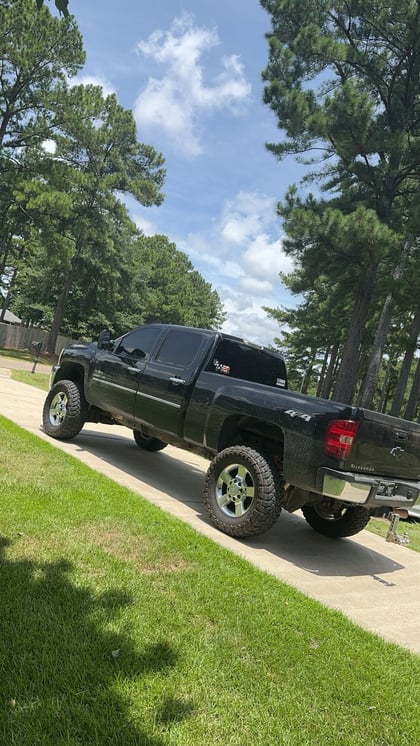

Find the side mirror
[[97, 329, 112, 350]]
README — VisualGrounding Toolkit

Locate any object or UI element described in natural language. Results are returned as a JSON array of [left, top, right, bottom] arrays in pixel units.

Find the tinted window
[[207, 339, 287, 388], [116, 327, 161, 360], [156, 331, 203, 367]]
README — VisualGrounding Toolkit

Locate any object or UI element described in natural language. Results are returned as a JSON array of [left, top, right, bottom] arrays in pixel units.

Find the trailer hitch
[[385, 512, 409, 545]]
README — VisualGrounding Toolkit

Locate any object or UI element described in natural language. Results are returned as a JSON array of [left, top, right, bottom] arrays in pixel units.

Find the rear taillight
[[324, 420, 359, 460]]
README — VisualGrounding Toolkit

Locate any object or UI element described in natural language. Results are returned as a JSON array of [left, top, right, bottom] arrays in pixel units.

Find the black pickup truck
[[42, 323, 420, 542]]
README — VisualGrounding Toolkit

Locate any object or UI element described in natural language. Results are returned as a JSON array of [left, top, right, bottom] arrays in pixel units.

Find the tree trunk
[[0, 246, 8, 278], [359, 240, 410, 409], [333, 264, 377, 404], [0, 233, 13, 279], [378, 356, 394, 413], [316, 346, 330, 397], [0, 250, 20, 322], [404, 357, 420, 421], [46, 241, 81, 354], [358, 290, 394, 408], [321, 342, 339, 398], [389, 305, 420, 417], [0, 289, 12, 322]]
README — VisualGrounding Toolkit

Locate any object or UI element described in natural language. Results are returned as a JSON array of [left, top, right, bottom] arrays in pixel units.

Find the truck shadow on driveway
[[64, 427, 405, 580], [243, 512, 404, 580]]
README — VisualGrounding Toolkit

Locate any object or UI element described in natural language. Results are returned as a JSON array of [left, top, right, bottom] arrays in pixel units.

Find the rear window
[[206, 339, 287, 389]]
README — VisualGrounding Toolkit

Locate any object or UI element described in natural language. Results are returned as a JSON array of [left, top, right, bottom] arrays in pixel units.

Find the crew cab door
[[88, 326, 165, 423], [134, 328, 208, 437]]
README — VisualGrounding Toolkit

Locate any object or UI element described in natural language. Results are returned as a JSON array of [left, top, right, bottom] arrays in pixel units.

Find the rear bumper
[[317, 467, 420, 510]]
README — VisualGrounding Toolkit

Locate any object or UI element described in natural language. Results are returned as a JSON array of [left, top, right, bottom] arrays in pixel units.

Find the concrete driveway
[[0, 365, 419, 654]]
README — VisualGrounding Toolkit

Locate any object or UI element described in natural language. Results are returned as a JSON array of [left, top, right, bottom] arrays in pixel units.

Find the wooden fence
[[0, 322, 78, 358]]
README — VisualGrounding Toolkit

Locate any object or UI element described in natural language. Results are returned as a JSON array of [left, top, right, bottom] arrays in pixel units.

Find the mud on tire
[[204, 445, 283, 538], [42, 379, 87, 441]]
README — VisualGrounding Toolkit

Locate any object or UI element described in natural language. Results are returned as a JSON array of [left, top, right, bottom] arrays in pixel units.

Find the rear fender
[[216, 414, 285, 460]]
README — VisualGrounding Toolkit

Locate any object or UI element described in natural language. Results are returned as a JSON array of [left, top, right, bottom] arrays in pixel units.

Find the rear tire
[[204, 445, 283, 538], [42, 380, 87, 440], [133, 428, 167, 452], [302, 500, 371, 538]]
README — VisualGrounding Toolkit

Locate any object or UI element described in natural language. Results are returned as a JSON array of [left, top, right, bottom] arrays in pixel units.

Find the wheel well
[[54, 363, 85, 389], [218, 415, 284, 463]]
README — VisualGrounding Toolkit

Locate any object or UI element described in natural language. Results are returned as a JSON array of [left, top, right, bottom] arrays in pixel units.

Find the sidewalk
[[1, 369, 419, 654], [0, 356, 52, 373]]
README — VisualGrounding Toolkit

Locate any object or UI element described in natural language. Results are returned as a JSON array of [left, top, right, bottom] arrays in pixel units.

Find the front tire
[[133, 428, 167, 452], [204, 446, 283, 538], [302, 500, 371, 538], [42, 380, 87, 440]]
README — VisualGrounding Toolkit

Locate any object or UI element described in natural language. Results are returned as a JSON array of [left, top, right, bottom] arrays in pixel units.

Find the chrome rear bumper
[[317, 467, 420, 509]]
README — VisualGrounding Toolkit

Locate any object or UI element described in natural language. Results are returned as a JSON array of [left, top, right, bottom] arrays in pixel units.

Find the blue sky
[[70, 0, 305, 346]]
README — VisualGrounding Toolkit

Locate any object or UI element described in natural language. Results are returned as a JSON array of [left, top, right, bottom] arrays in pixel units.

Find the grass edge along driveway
[[6, 351, 420, 549], [1, 416, 419, 746]]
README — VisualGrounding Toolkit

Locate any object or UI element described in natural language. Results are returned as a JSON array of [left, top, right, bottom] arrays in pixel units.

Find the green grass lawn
[[0, 347, 51, 392], [11, 369, 50, 391], [0, 348, 36, 363], [0, 347, 54, 365], [1, 416, 419, 746], [369, 515, 420, 551]]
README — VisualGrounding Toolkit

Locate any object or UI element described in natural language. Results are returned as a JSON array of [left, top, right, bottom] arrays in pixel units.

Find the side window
[[156, 331, 203, 367], [116, 327, 161, 360]]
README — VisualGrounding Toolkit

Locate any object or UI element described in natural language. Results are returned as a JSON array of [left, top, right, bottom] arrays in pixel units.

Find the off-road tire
[[42, 380, 87, 441], [133, 428, 167, 452], [204, 445, 283, 538], [302, 501, 371, 538]]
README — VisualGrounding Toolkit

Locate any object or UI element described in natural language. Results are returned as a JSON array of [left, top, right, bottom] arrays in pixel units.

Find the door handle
[[127, 366, 140, 374], [169, 376, 186, 385]]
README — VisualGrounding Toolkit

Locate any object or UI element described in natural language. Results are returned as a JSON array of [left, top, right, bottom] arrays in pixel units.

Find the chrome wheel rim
[[216, 463, 255, 517], [48, 391, 68, 426]]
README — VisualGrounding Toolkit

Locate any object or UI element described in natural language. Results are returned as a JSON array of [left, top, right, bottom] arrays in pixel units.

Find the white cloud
[[187, 191, 292, 290], [185, 244, 244, 280], [42, 139, 56, 155], [133, 214, 157, 236], [239, 276, 273, 295], [243, 234, 294, 279], [134, 13, 251, 155], [134, 189, 296, 346], [175, 190, 295, 345], [216, 279, 292, 346], [220, 298, 283, 347], [220, 192, 276, 244], [72, 74, 116, 98]]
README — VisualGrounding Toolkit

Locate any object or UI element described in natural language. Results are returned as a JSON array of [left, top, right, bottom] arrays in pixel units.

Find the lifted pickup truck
[[42, 323, 420, 542]]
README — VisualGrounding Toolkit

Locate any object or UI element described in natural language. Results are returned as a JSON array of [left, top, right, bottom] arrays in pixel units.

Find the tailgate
[[348, 409, 420, 479]]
